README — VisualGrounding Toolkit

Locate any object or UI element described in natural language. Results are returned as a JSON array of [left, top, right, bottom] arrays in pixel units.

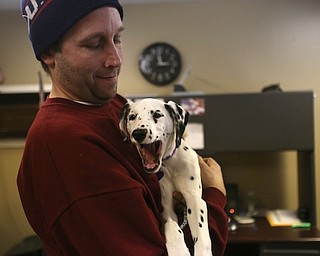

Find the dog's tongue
[[139, 142, 161, 171], [143, 149, 157, 169], [144, 162, 157, 169]]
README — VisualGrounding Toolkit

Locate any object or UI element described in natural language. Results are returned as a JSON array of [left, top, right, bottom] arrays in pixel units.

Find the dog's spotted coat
[[119, 98, 212, 256]]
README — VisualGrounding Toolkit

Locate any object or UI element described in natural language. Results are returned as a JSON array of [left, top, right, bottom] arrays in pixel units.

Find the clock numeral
[[157, 73, 164, 83]]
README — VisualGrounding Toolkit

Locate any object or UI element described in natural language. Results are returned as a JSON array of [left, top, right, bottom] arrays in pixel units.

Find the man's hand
[[198, 156, 226, 196]]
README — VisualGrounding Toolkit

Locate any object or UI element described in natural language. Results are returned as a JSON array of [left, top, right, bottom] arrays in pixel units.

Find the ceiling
[[0, 0, 201, 11]]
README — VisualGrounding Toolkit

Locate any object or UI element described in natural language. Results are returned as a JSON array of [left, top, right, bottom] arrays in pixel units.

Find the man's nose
[[104, 45, 122, 68]]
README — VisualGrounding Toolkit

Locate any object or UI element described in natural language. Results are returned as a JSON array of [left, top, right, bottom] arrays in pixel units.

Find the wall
[[0, 145, 34, 255], [0, 0, 319, 253]]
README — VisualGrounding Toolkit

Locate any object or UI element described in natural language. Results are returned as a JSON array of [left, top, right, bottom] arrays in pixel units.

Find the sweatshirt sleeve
[[203, 187, 229, 256], [50, 188, 167, 256]]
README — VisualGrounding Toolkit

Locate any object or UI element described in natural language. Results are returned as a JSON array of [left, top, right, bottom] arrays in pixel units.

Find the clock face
[[139, 42, 182, 86]]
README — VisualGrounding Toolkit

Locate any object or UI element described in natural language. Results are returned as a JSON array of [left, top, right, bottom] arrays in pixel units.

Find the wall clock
[[139, 42, 182, 86]]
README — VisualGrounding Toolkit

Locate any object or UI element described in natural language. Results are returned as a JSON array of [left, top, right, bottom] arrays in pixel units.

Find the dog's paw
[[194, 249, 212, 256], [194, 240, 212, 256], [164, 219, 190, 256]]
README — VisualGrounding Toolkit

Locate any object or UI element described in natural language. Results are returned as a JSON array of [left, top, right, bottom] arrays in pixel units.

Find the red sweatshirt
[[17, 94, 228, 256]]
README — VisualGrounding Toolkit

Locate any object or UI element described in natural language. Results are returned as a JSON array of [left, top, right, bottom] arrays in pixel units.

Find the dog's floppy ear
[[119, 100, 133, 140], [165, 101, 189, 148]]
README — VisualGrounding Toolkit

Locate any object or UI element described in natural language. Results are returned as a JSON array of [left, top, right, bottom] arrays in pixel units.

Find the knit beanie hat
[[21, 0, 124, 61]]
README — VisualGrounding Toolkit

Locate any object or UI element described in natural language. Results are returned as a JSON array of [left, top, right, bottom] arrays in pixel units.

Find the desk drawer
[[260, 242, 320, 256]]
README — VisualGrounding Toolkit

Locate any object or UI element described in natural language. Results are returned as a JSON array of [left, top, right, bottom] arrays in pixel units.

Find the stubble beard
[[55, 57, 119, 104]]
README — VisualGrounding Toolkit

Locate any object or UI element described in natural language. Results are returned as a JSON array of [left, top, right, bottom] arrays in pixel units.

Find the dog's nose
[[132, 129, 148, 143]]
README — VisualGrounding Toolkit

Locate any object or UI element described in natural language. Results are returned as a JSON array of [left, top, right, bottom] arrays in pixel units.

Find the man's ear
[[40, 49, 56, 68]]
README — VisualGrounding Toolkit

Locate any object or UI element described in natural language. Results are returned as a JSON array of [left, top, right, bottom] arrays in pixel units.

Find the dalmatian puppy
[[119, 98, 212, 256]]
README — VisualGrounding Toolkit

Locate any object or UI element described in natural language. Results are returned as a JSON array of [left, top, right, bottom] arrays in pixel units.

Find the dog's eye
[[153, 111, 164, 119], [128, 113, 137, 121]]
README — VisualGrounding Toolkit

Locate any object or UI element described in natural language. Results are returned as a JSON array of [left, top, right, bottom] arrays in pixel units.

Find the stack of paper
[[266, 209, 301, 227]]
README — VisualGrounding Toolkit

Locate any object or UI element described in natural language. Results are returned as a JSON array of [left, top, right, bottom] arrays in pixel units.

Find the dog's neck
[[162, 130, 179, 161], [163, 147, 177, 161]]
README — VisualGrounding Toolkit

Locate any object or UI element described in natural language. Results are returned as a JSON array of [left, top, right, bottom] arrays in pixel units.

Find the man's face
[[50, 7, 124, 104]]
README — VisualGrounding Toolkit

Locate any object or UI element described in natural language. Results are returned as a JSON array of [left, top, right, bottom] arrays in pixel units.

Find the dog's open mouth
[[136, 141, 162, 173]]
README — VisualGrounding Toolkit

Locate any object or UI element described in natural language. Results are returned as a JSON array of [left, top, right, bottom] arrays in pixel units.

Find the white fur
[[119, 98, 212, 256]]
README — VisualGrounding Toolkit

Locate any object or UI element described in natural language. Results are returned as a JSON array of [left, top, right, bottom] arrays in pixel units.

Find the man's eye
[[86, 42, 101, 49], [84, 38, 103, 49], [114, 36, 122, 45]]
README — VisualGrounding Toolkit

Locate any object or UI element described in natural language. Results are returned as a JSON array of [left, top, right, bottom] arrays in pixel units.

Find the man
[[18, 1, 228, 255]]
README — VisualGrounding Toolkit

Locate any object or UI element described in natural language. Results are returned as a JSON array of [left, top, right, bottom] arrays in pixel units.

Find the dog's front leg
[[164, 219, 190, 256], [174, 175, 212, 256], [160, 169, 190, 256], [187, 196, 212, 256]]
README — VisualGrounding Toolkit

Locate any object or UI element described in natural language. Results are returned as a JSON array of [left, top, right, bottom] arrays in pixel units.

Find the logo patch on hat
[[25, 0, 40, 20], [22, 0, 50, 33]]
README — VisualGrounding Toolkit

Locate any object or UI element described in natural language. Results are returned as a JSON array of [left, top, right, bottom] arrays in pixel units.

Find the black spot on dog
[[178, 229, 182, 234], [193, 237, 198, 243], [188, 208, 192, 214], [183, 146, 189, 151], [199, 223, 202, 228], [190, 176, 195, 180], [200, 209, 204, 214], [201, 216, 204, 223]]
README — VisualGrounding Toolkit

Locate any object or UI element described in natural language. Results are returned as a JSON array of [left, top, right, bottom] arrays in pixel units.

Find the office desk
[[225, 218, 320, 256]]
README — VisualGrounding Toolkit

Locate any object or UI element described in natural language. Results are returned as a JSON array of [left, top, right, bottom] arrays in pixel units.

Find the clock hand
[[156, 52, 170, 66], [156, 52, 162, 65], [158, 61, 170, 66]]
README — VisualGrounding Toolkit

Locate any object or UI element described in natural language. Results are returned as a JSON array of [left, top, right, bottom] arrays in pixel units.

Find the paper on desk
[[266, 209, 302, 227], [184, 123, 204, 150]]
